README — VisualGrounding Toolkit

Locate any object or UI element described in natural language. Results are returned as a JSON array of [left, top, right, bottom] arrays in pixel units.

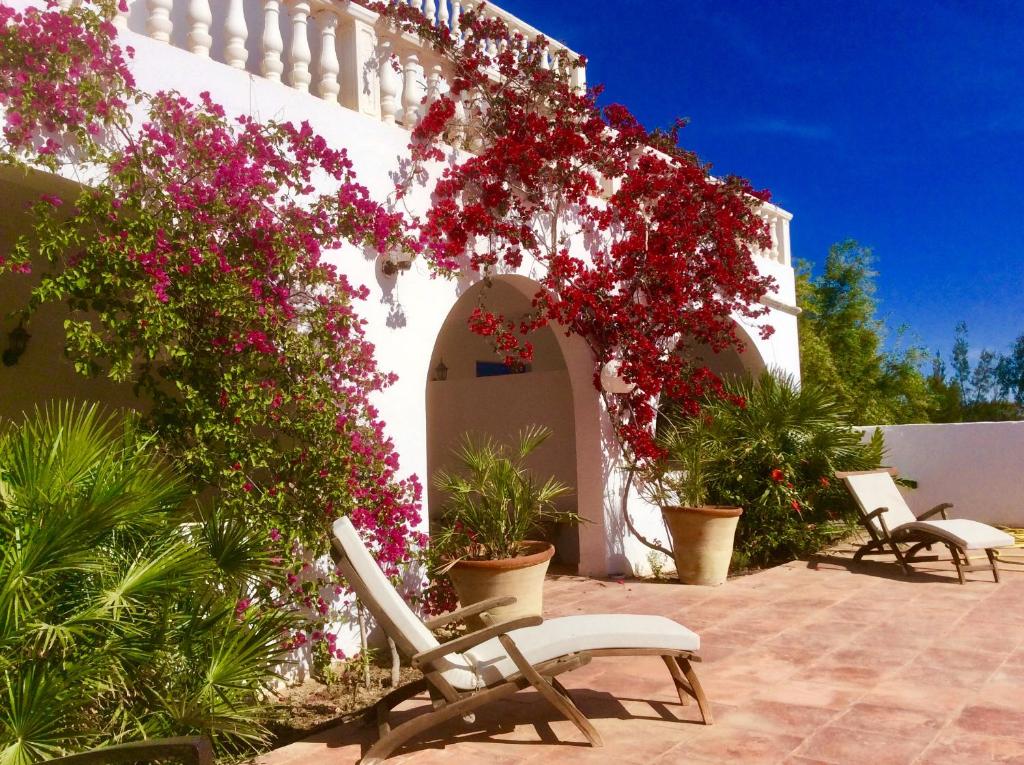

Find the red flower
[[770, 468, 785, 483], [790, 499, 801, 511], [819, 477, 830, 488]]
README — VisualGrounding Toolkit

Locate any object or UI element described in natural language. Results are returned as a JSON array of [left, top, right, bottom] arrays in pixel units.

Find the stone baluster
[[146, 0, 173, 42], [571, 63, 587, 93], [224, 0, 248, 69], [425, 63, 444, 105], [451, 0, 461, 36], [111, 3, 129, 29], [286, 1, 312, 92], [485, 15, 498, 58], [536, 35, 550, 70], [423, 0, 436, 25], [187, 0, 213, 57], [450, 89, 466, 147], [438, 0, 449, 31], [58, 0, 74, 10], [401, 51, 425, 127], [261, 0, 285, 81], [378, 38, 401, 124], [315, 11, 341, 103]]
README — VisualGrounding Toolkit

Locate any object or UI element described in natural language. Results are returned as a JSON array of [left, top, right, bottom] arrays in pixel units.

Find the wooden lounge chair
[[330, 516, 711, 765], [837, 469, 1014, 584]]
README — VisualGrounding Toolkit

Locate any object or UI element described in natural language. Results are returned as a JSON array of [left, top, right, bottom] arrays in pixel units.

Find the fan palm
[[0, 403, 292, 764]]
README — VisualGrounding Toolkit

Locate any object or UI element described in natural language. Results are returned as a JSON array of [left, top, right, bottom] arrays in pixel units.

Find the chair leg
[[677, 657, 713, 725], [367, 678, 429, 736], [359, 682, 521, 765], [661, 655, 690, 706], [498, 635, 603, 748], [987, 548, 1001, 583], [948, 544, 966, 584]]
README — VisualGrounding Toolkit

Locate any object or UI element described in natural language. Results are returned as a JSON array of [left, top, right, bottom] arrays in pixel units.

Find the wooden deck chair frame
[[837, 469, 1003, 584], [331, 519, 711, 765]]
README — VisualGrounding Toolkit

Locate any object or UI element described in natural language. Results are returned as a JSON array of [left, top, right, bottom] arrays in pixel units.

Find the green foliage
[[797, 241, 936, 424], [652, 373, 886, 568], [939, 323, 1023, 420], [0, 403, 293, 763], [432, 426, 576, 563]]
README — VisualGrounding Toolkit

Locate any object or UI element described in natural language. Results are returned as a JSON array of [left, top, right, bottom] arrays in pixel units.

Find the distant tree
[[939, 323, 1022, 421], [997, 335, 1024, 405], [797, 240, 935, 424]]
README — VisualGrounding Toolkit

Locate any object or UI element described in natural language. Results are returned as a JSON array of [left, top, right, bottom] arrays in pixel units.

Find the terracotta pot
[[661, 505, 743, 586], [447, 541, 554, 627]]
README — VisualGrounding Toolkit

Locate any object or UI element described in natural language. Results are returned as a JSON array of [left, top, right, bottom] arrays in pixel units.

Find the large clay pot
[[661, 506, 743, 586], [447, 541, 554, 627]]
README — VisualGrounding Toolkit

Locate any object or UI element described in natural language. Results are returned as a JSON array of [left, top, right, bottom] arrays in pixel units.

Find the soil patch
[[268, 664, 423, 748]]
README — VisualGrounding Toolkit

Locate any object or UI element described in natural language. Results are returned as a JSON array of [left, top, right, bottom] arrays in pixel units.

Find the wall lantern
[[380, 247, 413, 276], [2, 320, 30, 367], [599, 358, 636, 394], [433, 359, 448, 381]]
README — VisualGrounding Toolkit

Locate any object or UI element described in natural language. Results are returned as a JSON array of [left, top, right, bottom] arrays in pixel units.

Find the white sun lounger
[[330, 516, 711, 764], [837, 470, 1014, 584]]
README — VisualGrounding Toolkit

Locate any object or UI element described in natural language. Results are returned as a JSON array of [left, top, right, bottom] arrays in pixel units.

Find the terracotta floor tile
[[680, 728, 804, 765], [954, 705, 1024, 741], [795, 725, 931, 765], [831, 701, 948, 740], [915, 730, 1024, 765]]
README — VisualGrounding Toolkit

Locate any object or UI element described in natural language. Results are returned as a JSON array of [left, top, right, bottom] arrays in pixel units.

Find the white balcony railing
[[117, 1, 583, 127]]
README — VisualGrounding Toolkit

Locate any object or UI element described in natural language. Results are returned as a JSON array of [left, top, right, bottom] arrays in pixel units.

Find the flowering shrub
[[0, 1, 424, 646], [377, 2, 776, 460]]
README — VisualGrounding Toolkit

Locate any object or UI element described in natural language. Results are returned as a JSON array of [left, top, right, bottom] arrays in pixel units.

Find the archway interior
[[425, 279, 580, 566]]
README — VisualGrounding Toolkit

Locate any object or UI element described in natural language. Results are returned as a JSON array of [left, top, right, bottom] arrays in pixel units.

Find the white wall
[[863, 422, 1024, 526]]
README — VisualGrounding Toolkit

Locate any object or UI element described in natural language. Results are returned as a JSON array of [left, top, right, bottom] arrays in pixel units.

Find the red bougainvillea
[[377, 2, 777, 460]]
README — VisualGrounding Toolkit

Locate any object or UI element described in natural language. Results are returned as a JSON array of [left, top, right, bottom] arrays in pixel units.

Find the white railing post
[[261, 0, 285, 81], [378, 37, 401, 124], [112, 4, 129, 29], [336, 3, 381, 119], [401, 50, 424, 127], [146, 0, 173, 42], [438, 0, 449, 30], [224, 0, 249, 69], [187, 0, 213, 57], [315, 10, 341, 103], [286, 1, 312, 92]]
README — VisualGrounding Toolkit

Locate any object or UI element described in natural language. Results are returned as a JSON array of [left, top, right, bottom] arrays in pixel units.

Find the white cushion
[[441, 614, 700, 690], [844, 472, 918, 530], [899, 519, 1015, 551]]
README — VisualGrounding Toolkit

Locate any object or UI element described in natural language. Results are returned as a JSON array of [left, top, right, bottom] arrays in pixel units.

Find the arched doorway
[[675, 320, 768, 381], [425, 277, 583, 568]]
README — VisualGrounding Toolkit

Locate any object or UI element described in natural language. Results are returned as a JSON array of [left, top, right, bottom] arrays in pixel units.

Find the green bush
[[654, 373, 885, 568], [0, 403, 293, 763]]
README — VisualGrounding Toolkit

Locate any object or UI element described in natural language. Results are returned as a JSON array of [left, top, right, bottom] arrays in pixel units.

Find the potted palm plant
[[432, 425, 578, 625], [643, 415, 743, 586]]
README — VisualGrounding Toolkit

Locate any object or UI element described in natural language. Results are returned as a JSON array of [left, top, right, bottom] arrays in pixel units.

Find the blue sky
[[500, 0, 1024, 362]]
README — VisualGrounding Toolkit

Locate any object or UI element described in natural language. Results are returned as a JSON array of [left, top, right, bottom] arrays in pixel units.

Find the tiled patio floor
[[260, 545, 1024, 765]]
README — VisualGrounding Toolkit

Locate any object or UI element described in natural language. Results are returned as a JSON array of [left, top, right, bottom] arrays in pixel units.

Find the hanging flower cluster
[[0, 0, 134, 171], [0, 1, 425, 641], [377, 2, 777, 460]]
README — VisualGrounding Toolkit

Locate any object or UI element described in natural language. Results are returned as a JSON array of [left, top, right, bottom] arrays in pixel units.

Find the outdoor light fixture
[[379, 247, 413, 276], [2, 320, 30, 367], [434, 359, 448, 381]]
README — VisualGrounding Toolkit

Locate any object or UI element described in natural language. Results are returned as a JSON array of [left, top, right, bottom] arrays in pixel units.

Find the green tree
[[797, 240, 935, 424]]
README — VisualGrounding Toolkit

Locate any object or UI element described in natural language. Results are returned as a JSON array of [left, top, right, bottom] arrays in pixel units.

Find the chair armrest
[[423, 596, 517, 630], [47, 737, 213, 765], [412, 615, 543, 669], [864, 506, 889, 522], [919, 502, 953, 520]]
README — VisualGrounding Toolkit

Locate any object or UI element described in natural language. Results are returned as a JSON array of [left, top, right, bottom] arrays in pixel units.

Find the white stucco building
[[0, 0, 801, 577]]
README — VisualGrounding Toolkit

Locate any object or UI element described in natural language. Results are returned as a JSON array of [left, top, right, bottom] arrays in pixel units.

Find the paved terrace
[[260, 548, 1024, 765]]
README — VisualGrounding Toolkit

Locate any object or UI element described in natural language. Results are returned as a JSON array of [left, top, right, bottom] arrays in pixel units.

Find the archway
[[425, 277, 584, 568], [676, 320, 768, 381]]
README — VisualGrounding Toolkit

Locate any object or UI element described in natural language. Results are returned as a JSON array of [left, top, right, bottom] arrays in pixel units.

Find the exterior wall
[[862, 422, 1024, 527], [0, 3, 802, 579]]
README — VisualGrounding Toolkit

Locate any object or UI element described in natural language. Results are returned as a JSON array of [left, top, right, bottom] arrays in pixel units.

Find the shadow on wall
[[0, 169, 136, 425]]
